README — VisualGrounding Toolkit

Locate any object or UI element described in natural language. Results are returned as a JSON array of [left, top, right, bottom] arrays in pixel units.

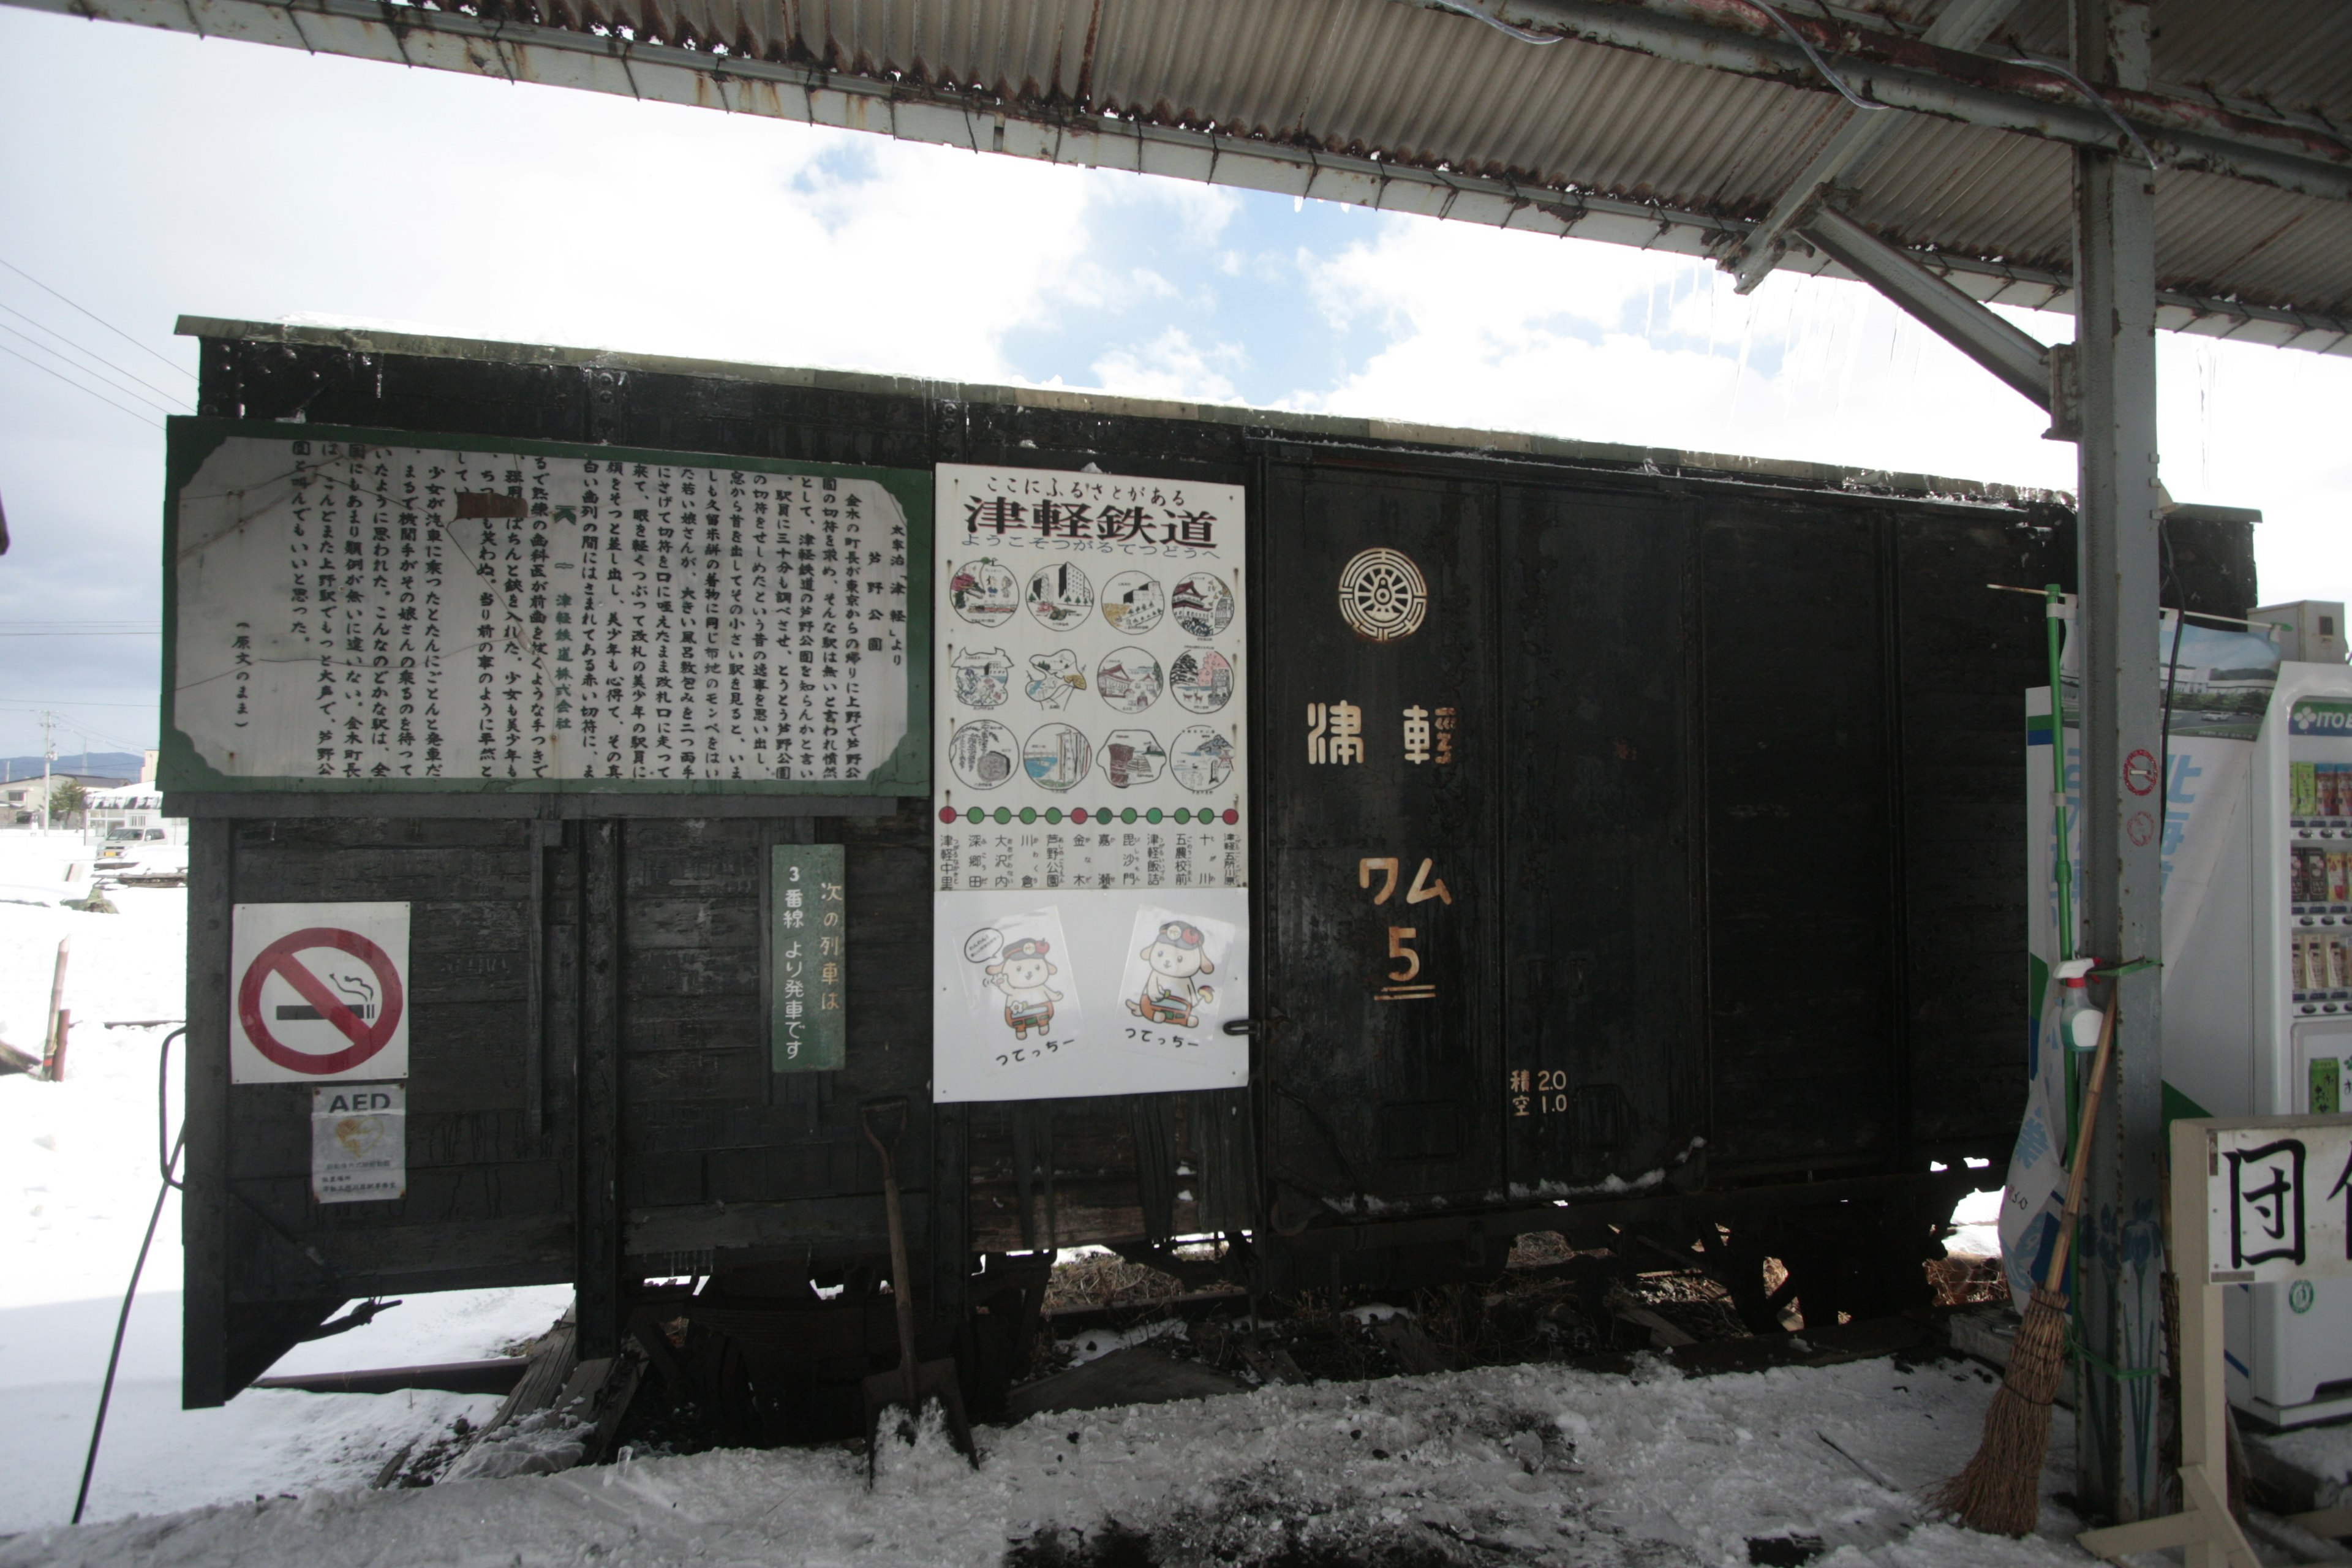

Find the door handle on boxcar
[[1223, 1019, 1254, 1036]]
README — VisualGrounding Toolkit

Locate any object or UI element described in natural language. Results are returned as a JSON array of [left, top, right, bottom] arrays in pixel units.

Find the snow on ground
[[0, 831, 567, 1537], [4, 1355, 2095, 1567]]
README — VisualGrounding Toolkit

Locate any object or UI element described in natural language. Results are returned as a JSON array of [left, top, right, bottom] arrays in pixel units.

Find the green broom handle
[[2046, 582, 2075, 964]]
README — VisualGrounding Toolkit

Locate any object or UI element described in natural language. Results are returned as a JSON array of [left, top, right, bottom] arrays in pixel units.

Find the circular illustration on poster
[[948, 559, 1019, 627], [1102, 729, 1167, 788], [1027, 562, 1095, 631], [952, 646, 1012, 709], [1336, 548, 1427, 642], [1169, 726, 1235, 793], [1023, 723, 1094, 791], [1101, 571, 1166, 635], [1169, 647, 1234, 714], [947, 720, 1018, 789], [1096, 647, 1164, 714], [1170, 571, 1234, 639], [1023, 650, 1088, 709]]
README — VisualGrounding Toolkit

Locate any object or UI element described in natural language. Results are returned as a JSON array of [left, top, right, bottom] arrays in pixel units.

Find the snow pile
[[4, 1353, 2098, 1566], [1057, 1317, 1187, 1369], [439, 1406, 591, 1483]]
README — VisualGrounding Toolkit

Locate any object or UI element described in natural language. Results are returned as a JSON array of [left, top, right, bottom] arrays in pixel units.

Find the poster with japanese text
[[931, 463, 1250, 1102], [164, 421, 930, 793]]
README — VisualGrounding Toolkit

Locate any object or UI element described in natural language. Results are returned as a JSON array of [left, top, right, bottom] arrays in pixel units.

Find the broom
[[1934, 987, 2117, 1536]]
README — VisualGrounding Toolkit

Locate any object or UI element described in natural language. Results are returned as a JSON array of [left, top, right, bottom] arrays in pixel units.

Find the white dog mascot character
[[1126, 919, 1216, 1029], [985, 937, 1065, 1040]]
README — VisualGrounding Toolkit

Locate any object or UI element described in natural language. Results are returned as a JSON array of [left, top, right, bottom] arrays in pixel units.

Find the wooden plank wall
[[216, 818, 577, 1298]]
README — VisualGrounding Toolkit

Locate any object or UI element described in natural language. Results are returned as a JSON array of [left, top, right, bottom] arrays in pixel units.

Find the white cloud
[[1090, 328, 1246, 404]]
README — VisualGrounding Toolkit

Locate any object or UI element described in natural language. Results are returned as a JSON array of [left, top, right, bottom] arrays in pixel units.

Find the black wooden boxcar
[[171, 317, 2255, 1420]]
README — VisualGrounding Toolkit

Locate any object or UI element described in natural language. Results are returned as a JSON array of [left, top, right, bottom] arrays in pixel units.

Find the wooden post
[[42, 937, 69, 1077], [182, 818, 235, 1408], [45, 1009, 70, 1082], [576, 818, 624, 1360]]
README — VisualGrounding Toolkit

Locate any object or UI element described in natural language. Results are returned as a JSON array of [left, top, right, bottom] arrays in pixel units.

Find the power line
[[0, 321, 186, 419], [0, 255, 197, 386], [0, 342, 163, 431], [0, 301, 194, 412]]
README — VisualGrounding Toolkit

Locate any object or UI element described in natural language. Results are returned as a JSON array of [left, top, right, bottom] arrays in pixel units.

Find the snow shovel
[[859, 1096, 976, 1477]]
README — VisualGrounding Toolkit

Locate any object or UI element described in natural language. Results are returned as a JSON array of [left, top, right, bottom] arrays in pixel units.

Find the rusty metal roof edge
[[178, 314, 2076, 508]]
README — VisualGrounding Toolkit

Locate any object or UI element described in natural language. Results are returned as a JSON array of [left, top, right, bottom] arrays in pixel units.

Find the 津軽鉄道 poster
[[930, 463, 1248, 1102]]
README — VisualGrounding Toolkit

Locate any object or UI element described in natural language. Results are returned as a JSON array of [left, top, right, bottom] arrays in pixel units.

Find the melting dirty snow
[[4, 1354, 2101, 1567]]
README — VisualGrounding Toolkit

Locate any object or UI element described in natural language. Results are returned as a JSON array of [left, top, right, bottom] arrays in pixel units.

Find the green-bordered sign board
[[771, 844, 846, 1071], [162, 419, 930, 795]]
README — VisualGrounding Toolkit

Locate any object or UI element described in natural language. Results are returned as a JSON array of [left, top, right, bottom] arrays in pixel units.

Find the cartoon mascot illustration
[[986, 937, 1065, 1039], [1126, 919, 1216, 1028]]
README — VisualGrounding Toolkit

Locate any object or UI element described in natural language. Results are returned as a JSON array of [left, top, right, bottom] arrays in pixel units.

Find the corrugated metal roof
[[20, 0, 2352, 353]]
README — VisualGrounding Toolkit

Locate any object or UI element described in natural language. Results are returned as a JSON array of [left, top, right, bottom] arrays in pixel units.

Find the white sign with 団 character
[[2205, 1118, 2352, 1284], [231, 902, 411, 1084], [311, 1083, 407, 1203]]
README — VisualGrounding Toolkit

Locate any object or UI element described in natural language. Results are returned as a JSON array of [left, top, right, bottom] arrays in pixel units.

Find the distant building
[[86, 782, 184, 844], [2, 772, 134, 822]]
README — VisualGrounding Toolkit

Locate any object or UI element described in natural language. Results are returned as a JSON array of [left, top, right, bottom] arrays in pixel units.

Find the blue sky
[[1, 5, 2346, 760]]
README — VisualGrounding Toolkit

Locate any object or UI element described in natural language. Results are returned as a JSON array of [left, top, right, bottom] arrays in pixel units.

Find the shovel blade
[[862, 1359, 977, 1476]]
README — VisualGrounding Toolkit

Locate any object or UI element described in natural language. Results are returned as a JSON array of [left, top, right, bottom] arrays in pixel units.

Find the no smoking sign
[[231, 903, 410, 1084]]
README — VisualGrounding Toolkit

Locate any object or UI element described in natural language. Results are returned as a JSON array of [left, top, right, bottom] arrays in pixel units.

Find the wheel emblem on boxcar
[[1337, 548, 1427, 641]]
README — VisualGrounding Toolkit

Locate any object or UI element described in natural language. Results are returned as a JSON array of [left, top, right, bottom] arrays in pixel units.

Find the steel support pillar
[[2070, 0, 2166, 1526]]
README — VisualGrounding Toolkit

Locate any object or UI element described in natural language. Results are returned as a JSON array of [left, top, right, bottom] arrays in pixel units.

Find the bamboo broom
[[1935, 988, 2117, 1537]]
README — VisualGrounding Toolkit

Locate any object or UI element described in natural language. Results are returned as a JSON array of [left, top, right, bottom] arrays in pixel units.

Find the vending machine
[[2018, 598, 2352, 1428]]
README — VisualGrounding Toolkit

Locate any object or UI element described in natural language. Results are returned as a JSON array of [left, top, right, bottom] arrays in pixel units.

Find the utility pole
[[2071, 0, 2166, 1526], [40, 711, 55, 837]]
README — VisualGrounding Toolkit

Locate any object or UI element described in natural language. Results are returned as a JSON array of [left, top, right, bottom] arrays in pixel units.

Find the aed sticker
[[311, 1082, 405, 1204], [231, 902, 410, 1084]]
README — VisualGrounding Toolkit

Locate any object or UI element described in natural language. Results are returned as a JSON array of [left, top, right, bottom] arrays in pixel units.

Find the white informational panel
[[170, 429, 916, 787], [2205, 1118, 2352, 1285], [311, 1083, 407, 1203], [931, 463, 1249, 1102], [230, 902, 410, 1084]]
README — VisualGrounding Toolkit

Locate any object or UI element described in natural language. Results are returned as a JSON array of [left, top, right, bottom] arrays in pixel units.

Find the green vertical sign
[[771, 845, 846, 1072]]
